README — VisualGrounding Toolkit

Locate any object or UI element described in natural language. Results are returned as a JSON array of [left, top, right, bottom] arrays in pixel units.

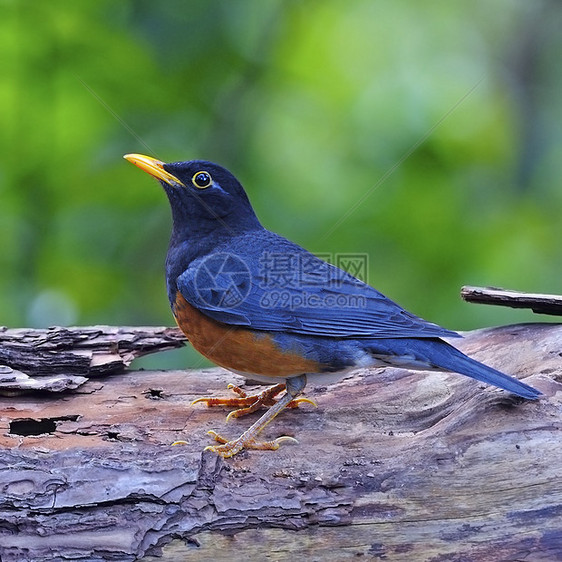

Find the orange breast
[[172, 292, 321, 378]]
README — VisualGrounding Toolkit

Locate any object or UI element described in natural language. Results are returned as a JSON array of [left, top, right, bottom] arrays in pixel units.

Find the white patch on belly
[[228, 349, 395, 387]]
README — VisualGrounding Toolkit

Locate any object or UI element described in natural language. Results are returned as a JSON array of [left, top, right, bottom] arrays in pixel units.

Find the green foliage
[[2, 0, 561, 368]]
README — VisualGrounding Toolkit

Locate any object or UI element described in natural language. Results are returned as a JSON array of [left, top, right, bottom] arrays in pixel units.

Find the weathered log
[[0, 323, 560, 561], [0, 326, 186, 395], [461, 285, 562, 316]]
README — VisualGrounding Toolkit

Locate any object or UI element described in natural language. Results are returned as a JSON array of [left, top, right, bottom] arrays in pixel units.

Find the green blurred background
[[2, 0, 561, 369]]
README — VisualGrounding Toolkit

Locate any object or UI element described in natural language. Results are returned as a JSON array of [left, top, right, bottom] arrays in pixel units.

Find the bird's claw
[[287, 397, 317, 409], [204, 430, 298, 458], [192, 383, 316, 421]]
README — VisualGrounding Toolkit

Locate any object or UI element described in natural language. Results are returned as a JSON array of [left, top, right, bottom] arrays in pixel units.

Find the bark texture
[[461, 285, 562, 316], [0, 323, 560, 561], [0, 326, 186, 395]]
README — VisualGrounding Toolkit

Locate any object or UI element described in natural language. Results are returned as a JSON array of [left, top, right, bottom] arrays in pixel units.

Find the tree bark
[[461, 285, 562, 316], [0, 326, 186, 394], [0, 323, 560, 561]]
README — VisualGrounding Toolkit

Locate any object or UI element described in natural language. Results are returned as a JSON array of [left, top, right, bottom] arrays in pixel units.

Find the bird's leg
[[203, 374, 308, 458], [192, 381, 316, 421]]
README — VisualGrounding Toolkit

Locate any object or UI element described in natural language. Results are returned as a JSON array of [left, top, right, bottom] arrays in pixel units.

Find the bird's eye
[[192, 171, 212, 189]]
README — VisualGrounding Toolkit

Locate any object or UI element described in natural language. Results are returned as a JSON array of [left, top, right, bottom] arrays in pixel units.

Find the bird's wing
[[176, 241, 459, 340]]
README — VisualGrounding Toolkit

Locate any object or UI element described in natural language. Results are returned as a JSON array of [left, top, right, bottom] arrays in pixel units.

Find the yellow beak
[[123, 153, 184, 187]]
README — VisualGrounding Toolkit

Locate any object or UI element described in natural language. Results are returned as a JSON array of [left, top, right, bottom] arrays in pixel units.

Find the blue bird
[[124, 154, 541, 458]]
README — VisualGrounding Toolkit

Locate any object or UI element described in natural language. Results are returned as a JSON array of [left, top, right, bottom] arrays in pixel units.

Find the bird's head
[[124, 154, 261, 237]]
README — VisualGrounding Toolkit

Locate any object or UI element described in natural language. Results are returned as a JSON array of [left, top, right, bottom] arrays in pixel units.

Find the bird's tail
[[369, 338, 541, 399]]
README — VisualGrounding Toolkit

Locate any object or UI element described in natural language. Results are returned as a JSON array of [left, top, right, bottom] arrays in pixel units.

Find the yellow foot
[[204, 430, 298, 458], [191, 383, 316, 421], [190, 375, 310, 458]]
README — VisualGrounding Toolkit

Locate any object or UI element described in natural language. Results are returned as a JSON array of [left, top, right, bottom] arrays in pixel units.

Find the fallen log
[[0, 323, 560, 561]]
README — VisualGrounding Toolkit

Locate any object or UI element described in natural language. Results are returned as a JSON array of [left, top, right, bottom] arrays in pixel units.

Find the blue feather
[[177, 230, 458, 340]]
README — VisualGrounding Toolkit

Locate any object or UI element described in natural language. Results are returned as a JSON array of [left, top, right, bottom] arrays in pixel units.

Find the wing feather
[[176, 232, 459, 340]]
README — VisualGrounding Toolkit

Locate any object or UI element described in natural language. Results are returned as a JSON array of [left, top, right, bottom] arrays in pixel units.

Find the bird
[[124, 153, 541, 458]]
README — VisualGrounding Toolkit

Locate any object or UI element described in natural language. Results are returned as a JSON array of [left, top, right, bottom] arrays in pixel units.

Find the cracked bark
[[0, 323, 561, 561], [0, 326, 186, 394]]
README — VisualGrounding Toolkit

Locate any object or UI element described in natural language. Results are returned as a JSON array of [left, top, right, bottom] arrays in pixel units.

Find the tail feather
[[369, 338, 541, 399], [427, 341, 541, 399]]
